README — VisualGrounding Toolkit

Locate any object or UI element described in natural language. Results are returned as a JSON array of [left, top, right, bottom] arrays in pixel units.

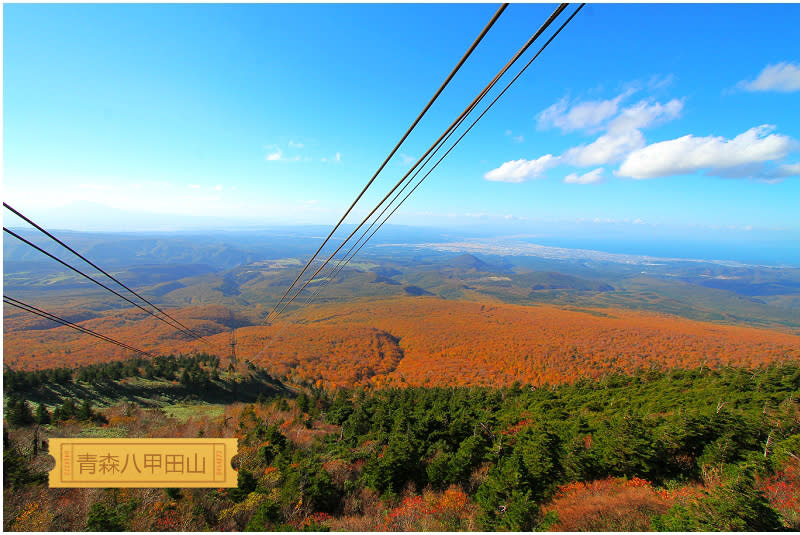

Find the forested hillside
[[4, 360, 799, 531]]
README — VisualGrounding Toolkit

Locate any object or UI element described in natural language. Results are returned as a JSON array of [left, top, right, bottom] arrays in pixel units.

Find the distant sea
[[521, 237, 800, 267]]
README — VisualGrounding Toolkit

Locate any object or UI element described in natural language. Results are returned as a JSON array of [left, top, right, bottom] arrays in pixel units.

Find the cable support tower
[[269, 3, 570, 321], [3, 295, 156, 358], [267, 3, 509, 323], [230, 328, 238, 368], [3, 202, 209, 345]]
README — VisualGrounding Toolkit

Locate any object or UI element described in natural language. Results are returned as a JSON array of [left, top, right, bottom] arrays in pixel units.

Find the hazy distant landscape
[[5, 226, 800, 332]]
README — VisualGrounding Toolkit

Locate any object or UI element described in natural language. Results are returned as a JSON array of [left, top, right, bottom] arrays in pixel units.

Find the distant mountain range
[[4, 228, 800, 333]]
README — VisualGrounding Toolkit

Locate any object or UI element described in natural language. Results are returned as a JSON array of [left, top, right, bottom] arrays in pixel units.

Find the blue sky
[[4, 3, 800, 245]]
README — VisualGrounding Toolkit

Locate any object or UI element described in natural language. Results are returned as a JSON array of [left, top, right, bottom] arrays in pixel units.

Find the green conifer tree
[[36, 402, 51, 425]]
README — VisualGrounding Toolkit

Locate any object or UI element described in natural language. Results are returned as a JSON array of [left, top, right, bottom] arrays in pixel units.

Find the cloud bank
[[486, 82, 798, 184]]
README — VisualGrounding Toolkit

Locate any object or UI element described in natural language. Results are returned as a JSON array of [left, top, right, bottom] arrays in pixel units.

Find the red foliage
[[154, 509, 181, 531], [385, 496, 432, 531], [299, 512, 332, 530], [758, 462, 800, 529], [382, 487, 477, 531], [501, 419, 533, 436]]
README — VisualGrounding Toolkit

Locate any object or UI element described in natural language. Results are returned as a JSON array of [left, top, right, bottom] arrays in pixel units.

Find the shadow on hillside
[[14, 370, 294, 409]]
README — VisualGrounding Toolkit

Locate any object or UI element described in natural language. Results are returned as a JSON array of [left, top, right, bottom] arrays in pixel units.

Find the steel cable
[[3, 202, 209, 345], [270, 3, 569, 321], [267, 3, 510, 322], [4, 295, 156, 358], [3, 227, 206, 343], [312, 4, 587, 301]]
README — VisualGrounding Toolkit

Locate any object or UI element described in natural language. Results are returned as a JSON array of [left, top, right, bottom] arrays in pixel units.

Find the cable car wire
[[251, 4, 577, 363], [3, 202, 208, 344], [269, 3, 569, 321], [3, 227, 208, 344], [267, 3, 509, 322], [311, 4, 587, 301], [4, 295, 156, 358]]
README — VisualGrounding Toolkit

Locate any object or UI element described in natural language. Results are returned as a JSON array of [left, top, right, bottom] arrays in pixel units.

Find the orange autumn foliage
[[543, 477, 701, 531], [235, 297, 799, 388], [5, 297, 799, 389]]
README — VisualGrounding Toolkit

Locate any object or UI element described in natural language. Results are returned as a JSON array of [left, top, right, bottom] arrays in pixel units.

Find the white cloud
[[564, 129, 646, 167], [215, 184, 223, 191], [265, 142, 306, 162], [607, 98, 683, 133], [512, 96, 685, 175], [189, 184, 202, 189], [488, 80, 796, 185], [737, 62, 800, 92], [564, 168, 605, 184], [321, 152, 342, 164], [266, 148, 283, 161], [537, 89, 635, 132], [562, 99, 683, 167], [484, 154, 559, 183], [617, 125, 798, 179]]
